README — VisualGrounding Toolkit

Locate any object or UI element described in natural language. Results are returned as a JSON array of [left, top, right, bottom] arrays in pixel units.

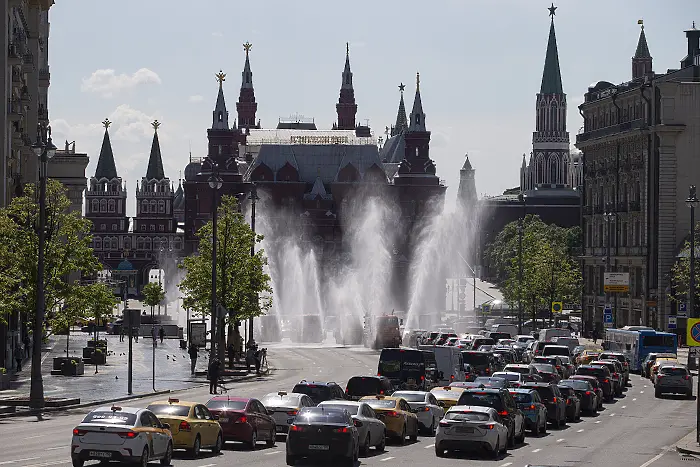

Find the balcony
[[576, 118, 647, 144], [39, 67, 50, 87], [629, 200, 641, 211], [618, 201, 628, 212], [21, 52, 34, 72], [7, 99, 22, 121], [7, 43, 21, 66]]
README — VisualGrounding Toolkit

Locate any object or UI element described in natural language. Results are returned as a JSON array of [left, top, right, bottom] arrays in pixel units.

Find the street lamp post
[[248, 184, 259, 343], [687, 186, 700, 446], [517, 192, 525, 334], [208, 166, 223, 360], [29, 124, 56, 411], [604, 202, 614, 328]]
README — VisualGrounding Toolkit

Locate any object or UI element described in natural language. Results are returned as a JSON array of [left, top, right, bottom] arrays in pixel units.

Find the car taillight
[[529, 405, 536, 410], [333, 427, 350, 433], [603, 379, 609, 383], [556, 366, 561, 370], [585, 391, 591, 396], [423, 406, 430, 412], [353, 419, 363, 427], [485, 368, 490, 374], [117, 431, 136, 439], [289, 424, 303, 432], [379, 390, 384, 395], [287, 410, 298, 416], [420, 375, 425, 381], [73, 429, 87, 436], [451, 375, 455, 380], [567, 399, 571, 405], [657, 375, 663, 380], [235, 416, 247, 424], [439, 421, 450, 427], [498, 411, 508, 416], [479, 424, 495, 430], [179, 421, 191, 432], [387, 411, 400, 417], [684, 375, 691, 380], [377, 373, 381, 376], [552, 397, 557, 403]]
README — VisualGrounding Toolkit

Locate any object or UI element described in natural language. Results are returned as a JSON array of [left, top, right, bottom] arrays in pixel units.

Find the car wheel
[[430, 417, 437, 435], [560, 411, 567, 427], [553, 415, 560, 429], [376, 431, 386, 451], [435, 442, 446, 457], [160, 442, 173, 466], [492, 436, 501, 459], [71, 458, 84, 467], [360, 433, 370, 455], [687, 390, 694, 399], [286, 454, 297, 466], [139, 446, 149, 467], [532, 417, 540, 436], [654, 388, 661, 398], [190, 434, 201, 458], [410, 423, 418, 442], [516, 422, 525, 443], [399, 425, 406, 445], [212, 432, 223, 453], [249, 430, 258, 450], [507, 424, 515, 447], [267, 429, 276, 447], [540, 417, 547, 434]]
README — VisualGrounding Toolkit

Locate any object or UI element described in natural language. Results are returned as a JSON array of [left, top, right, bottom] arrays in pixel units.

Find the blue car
[[509, 388, 547, 436]]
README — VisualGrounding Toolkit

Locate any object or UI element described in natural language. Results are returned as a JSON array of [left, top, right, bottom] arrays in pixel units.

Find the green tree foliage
[[179, 195, 272, 326], [142, 282, 165, 311], [0, 180, 99, 328], [487, 215, 582, 320], [670, 223, 700, 306]]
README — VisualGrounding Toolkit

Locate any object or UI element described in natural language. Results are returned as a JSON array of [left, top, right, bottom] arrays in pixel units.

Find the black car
[[556, 385, 581, 421], [462, 351, 496, 376], [345, 376, 394, 401], [291, 381, 346, 405], [559, 379, 598, 414], [456, 387, 525, 447], [530, 363, 561, 383], [519, 382, 567, 428], [575, 365, 613, 401], [286, 407, 359, 466]]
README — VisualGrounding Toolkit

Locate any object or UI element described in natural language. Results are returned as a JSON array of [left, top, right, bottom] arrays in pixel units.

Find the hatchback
[[655, 365, 693, 398]]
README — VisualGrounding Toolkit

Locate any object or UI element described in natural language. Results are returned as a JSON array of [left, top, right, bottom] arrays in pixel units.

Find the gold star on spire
[[243, 41, 253, 54], [215, 70, 226, 87], [151, 120, 161, 131], [102, 118, 111, 129], [398, 82, 405, 93]]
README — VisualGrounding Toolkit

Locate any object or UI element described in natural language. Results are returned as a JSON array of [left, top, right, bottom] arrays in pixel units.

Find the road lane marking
[[380, 457, 395, 462], [640, 391, 644, 394], [633, 398, 637, 401], [0, 458, 40, 465], [45, 447, 65, 451], [198, 464, 217, 467], [622, 405, 627, 409], [500, 463, 513, 467], [425, 443, 435, 449], [639, 448, 670, 467], [595, 420, 601, 424], [577, 429, 585, 433], [644, 385, 648, 388], [23, 462, 68, 467], [556, 438, 565, 443], [532, 448, 541, 453], [264, 451, 280, 455], [609, 413, 616, 417], [22, 435, 43, 440]]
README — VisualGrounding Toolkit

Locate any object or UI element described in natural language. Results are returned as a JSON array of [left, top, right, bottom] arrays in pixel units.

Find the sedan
[[559, 379, 598, 414], [509, 388, 547, 435], [205, 396, 276, 450], [318, 400, 387, 453], [435, 406, 508, 458], [259, 392, 315, 434], [492, 371, 526, 388], [556, 385, 581, 422], [286, 407, 359, 466], [360, 395, 420, 444], [392, 390, 445, 434]]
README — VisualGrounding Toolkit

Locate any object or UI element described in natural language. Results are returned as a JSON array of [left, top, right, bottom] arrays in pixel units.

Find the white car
[[260, 391, 315, 434], [71, 405, 173, 467], [435, 405, 508, 458], [491, 371, 526, 387], [392, 390, 445, 434]]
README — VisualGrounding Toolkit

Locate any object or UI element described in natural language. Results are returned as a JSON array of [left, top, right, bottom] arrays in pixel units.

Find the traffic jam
[[70, 325, 686, 466]]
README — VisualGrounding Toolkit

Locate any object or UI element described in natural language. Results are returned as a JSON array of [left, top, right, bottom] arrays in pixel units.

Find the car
[[360, 395, 420, 444], [503, 364, 535, 376], [71, 405, 173, 467], [446, 337, 460, 346], [650, 358, 679, 383], [599, 351, 631, 385], [519, 382, 567, 428], [473, 376, 510, 389], [509, 388, 548, 435], [642, 353, 676, 378], [450, 381, 486, 389], [531, 340, 557, 357], [569, 375, 604, 410], [435, 406, 509, 458], [462, 350, 496, 377], [575, 365, 613, 401], [430, 385, 468, 409], [291, 380, 346, 404], [345, 375, 394, 401], [655, 364, 693, 398], [541, 345, 571, 358], [205, 396, 276, 449], [286, 407, 359, 466], [259, 391, 315, 434], [392, 390, 445, 434], [557, 356, 576, 379], [492, 371, 526, 388], [147, 398, 223, 456], [530, 363, 561, 383], [590, 361, 623, 397], [576, 350, 601, 366], [470, 337, 496, 351], [559, 379, 598, 414], [456, 387, 525, 447], [318, 400, 387, 453], [532, 356, 568, 378], [492, 349, 517, 366], [556, 385, 581, 422]]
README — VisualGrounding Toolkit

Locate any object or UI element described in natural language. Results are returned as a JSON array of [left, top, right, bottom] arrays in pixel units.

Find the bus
[[604, 328, 677, 371]]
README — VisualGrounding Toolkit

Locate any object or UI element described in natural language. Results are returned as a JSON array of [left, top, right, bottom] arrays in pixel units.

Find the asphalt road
[[0, 343, 697, 467]]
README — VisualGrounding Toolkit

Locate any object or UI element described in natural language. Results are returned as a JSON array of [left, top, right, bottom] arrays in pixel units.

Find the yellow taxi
[[650, 357, 678, 383], [576, 350, 602, 366], [359, 395, 419, 444], [429, 386, 467, 409], [146, 398, 223, 457]]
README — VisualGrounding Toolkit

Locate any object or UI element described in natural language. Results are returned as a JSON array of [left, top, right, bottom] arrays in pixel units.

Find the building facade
[[577, 23, 700, 333]]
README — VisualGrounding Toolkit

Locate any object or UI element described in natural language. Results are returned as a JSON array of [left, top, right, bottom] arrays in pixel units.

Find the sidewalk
[[676, 429, 700, 455]]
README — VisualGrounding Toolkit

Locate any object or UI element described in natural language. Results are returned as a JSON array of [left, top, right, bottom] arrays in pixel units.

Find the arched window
[[174, 238, 182, 250], [91, 199, 98, 213], [108, 199, 115, 213], [94, 237, 102, 250], [136, 237, 144, 250], [145, 238, 152, 250], [100, 199, 107, 212], [141, 200, 148, 214], [158, 200, 165, 213], [150, 200, 157, 213], [111, 237, 118, 250], [124, 237, 131, 250], [549, 155, 559, 184], [535, 156, 545, 184]]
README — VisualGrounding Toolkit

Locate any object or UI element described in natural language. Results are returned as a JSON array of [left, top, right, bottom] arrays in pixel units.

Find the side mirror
[[267, 409, 274, 415], [162, 423, 171, 430], [213, 414, 219, 420], [438, 401, 446, 408]]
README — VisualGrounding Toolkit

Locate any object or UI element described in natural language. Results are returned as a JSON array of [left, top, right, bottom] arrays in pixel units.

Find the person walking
[[592, 328, 599, 344], [22, 334, 30, 358], [151, 326, 157, 347], [133, 327, 139, 343], [227, 343, 234, 370], [158, 326, 165, 344], [188, 343, 198, 375], [246, 344, 256, 374], [119, 325, 125, 342], [208, 358, 221, 394], [254, 347, 262, 376], [14, 343, 23, 372]]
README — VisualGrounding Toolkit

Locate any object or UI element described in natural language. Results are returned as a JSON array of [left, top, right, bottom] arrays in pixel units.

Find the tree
[[51, 283, 90, 358], [670, 222, 700, 310], [142, 281, 165, 317], [179, 195, 272, 356], [83, 282, 120, 341]]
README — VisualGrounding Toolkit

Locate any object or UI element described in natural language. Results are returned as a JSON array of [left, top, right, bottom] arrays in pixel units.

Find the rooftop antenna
[[188, 140, 192, 163]]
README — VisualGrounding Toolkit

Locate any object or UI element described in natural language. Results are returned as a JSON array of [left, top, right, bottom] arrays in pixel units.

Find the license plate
[[89, 451, 112, 458], [219, 417, 229, 423], [456, 427, 474, 433], [308, 444, 330, 451], [276, 426, 285, 432]]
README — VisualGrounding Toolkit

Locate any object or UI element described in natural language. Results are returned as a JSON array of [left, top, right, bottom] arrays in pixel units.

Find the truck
[[366, 314, 402, 349]]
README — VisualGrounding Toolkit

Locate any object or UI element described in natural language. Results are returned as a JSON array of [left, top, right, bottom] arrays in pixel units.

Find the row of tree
[[486, 215, 582, 321]]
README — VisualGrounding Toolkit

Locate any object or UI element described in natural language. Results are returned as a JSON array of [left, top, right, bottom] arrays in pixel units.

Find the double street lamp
[[29, 124, 57, 411], [247, 184, 259, 343], [203, 161, 222, 360], [687, 186, 700, 446], [517, 192, 525, 334]]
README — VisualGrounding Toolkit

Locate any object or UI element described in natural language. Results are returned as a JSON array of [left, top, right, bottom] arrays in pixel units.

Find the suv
[[575, 365, 613, 401], [531, 341, 556, 357], [345, 376, 394, 401], [291, 380, 346, 404], [591, 361, 623, 397], [456, 387, 525, 447], [599, 352, 630, 385], [519, 382, 567, 428], [655, 365, 693, 398], [532, 356, 568, 378], [462, 351, 496, 377]]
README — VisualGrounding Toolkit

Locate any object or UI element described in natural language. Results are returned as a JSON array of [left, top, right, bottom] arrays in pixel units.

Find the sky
[[48, 0, 695, 214]]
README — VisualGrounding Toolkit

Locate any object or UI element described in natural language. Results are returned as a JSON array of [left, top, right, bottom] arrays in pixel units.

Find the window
[[158, 200, 165, 213], [100, 223, 106, 231], [174, 238, 182, 250], [150, 225, 155, 231], [635, 220, 641, 246], [112, 224, 117, 231], [141, 200, 148, 214], [100, 199, 107, 212], [136, 237, 144, 250], [159, 225, 164, 232], [108, 199, 115, 213], [91, 199, 98, 213], [124, 238, 131, 250], [145, 238, 152, 250], [140, 224, 146, 231], [111, 238, 118, 250], [150, 200, 157, 213]]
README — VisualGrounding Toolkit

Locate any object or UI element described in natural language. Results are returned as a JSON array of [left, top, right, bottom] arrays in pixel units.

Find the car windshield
[[363, 399, 397, 409], [319, 404, 358, 415], [146, 404, 191, 417], [392, 392, 425, 402], [346, 378, 382, 395], [531, 387, 555, 401], [511, 392, 532, 403], [296, 409, 348, 424], [504, 366, 528, 374], [462, 352, 490, 365], [261, 394, 301, 407], [661, 367, 688, 376], [205, 399, 248, 410], [474, 377, 506, 386], [560, 380, 589, 391], [444, 411, 490, 421], [492, 373, 520, 382], [532, 364, 556, 373], [457, 392, 504, 411], [82, 411, 137, 425], [577, 367, 607, 377], [292, 385, 331, 402]]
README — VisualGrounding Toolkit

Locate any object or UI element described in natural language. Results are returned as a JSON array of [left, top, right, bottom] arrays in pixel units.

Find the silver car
[[317, 400, 387, 454], [260, 392, 315, 434], [655, 365, 693, 398], [435, 405, 508, 458], [392, 390, 445, 434]]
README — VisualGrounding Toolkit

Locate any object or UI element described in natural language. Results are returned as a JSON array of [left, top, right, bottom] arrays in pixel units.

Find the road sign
[[687, 318, 700, 347], [668, 316, 677, 329], [482, 304, 491, 314], [551, 301, 563, 314], [604, 272, 630, 293], [678, 303, 688, 318], [603, 312, 613, 324]]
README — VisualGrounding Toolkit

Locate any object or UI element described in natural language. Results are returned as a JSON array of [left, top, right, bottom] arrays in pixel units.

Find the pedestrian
[[246, 344, 256, 374], [188, 343, 198, 375], [227, 343, 234, 369], [14, 343, 23, 372], [208, 358, 221, 394], [133, 327, 139, 343], [592, 328, 599, 344], [22, 334, 30, 358], [254, 347, 261, 376], [151, 326, 157, 347], [119, 325, 125, 342], [159, 326, 165, 344]]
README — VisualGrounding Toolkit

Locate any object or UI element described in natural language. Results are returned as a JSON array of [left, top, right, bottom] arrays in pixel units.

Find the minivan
[[345, 376, 394, 400]]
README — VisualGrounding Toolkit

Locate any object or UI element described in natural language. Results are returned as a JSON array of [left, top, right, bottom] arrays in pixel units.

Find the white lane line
[[641, 391, 645, 394], [380, 457, 395, 462], [633, 398, 637, 401], [532, 448, 541, 453], [610, 413, 616, 417], [264, 450, 280, 455], [0, 458, 40, 465], [22, 435, 43, 440], [425, 443, 435, 449], [45, 446, 65, 451], [500, 463, 513, 467], [198, 464, 217, 467], [595, 420, 602, 424], [556, 438, 565, 443], [23, 462, 68, 467], [622, 405, 627, 409], [639, 449, 670, 467], [577, 428, 585, 433], [644, 385, 648, 388]]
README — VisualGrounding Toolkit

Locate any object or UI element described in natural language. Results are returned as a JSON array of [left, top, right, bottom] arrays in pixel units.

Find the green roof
[[94, 129, 118, 179], [634, 28, 651, 59], [540, 19, 564, 94]]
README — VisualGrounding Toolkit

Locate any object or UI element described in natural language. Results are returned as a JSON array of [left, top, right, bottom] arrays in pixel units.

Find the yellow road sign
[[687, 318, 700, 347], [551, 301, 563, 314]]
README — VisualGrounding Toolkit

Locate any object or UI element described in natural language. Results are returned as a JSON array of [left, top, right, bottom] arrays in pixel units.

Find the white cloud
[[211, 32, 223, 38], [188, 95, 203, 103], [109, 104, 162, 143], [81, 68, 162, 98]]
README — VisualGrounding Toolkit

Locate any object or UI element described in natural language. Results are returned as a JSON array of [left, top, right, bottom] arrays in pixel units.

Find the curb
[[677, 444, 700, 456]]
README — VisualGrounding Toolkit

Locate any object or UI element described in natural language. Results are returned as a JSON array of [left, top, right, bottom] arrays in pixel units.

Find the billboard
[[189, 322, 207, 347], [604, 272, 629, 293]]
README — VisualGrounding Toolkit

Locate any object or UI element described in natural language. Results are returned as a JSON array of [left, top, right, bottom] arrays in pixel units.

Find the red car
[[205, 396, 276, 450]]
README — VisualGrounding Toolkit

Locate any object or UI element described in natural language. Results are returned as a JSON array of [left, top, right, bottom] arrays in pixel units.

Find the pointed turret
[[391, 83, 408, 136], [408, 73, 426, 132], [540, 4, 563, 95], [94, 118, 118, 179], [212, 70, 229, 130], [336, 42, 358, 130], [237, 42, 259, 129], [633, 20, 653, 79], [458, 154, 477, 207], [145, 120, 165, 180]]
